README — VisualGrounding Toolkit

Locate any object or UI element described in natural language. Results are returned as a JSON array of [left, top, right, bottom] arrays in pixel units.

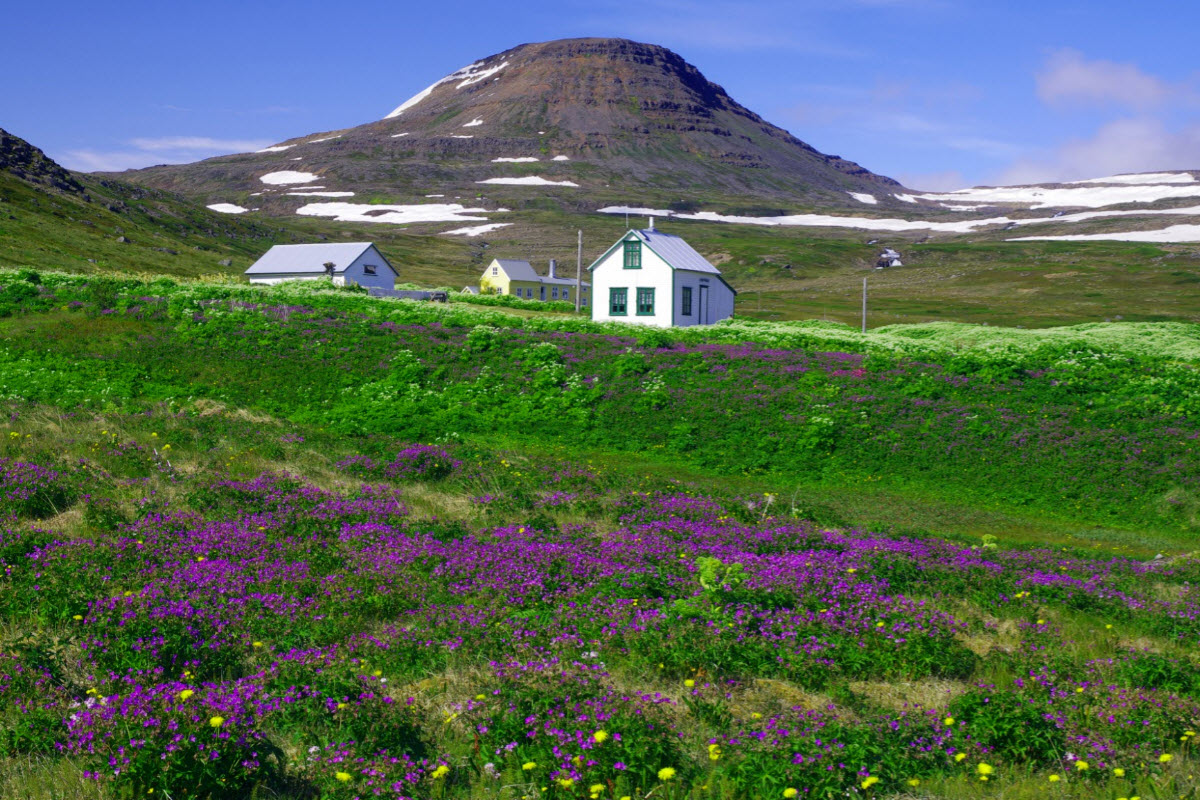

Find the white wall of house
[[590, 234, 675, 327]]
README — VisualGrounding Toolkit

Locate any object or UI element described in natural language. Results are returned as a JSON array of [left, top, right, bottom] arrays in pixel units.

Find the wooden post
[[861, 277, 867, 333], [575, 229, 583, 314]]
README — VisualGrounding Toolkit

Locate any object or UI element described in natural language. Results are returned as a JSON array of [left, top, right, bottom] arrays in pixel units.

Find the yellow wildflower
[[593, 730, 609, 743], [209, 716, 224, 728], [431, 765, 450, 779], [522, 762, 537, 771], [955, 752, 967, 763], [783, 789, 798, 798], [475, 694, 486, 701], [72, 614, 83, 620], [1114, 767, 1125, 777], [977, 763, 994, 776], [557, 777, 575, 789], [252, 641, 263, 648], [1159, 753, 1173, 763], [943, 716, 954, 726], [177, 689, 194, 701], [1048, 773, 1061, 782], [860, 775, 879, 789], [657, 767, 676, 781], [335, 771, 352, 782], [684, 679, 695, 688], [1075, 760, 1089, 771], [907, 778, 920, 787]]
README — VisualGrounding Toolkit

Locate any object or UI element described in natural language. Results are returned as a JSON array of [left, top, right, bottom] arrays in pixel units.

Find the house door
[[698, 285, 709, 325], [540, 286, 546, 301]]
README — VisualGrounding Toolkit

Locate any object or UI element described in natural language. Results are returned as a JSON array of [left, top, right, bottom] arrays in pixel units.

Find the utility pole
[[861, 277, 868, 333], [575, 229, 583, 314]]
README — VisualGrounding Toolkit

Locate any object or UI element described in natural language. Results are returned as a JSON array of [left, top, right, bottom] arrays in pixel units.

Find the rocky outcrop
[[0, 128, 85, 194]]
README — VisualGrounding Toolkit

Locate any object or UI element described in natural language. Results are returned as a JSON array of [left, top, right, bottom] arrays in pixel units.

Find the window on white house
[[552, 287, 559, 299], [363, 264, 377, 275], [624, 240, 642, 269], [492, 266, 499, 276], [562, 289, 570, 301]]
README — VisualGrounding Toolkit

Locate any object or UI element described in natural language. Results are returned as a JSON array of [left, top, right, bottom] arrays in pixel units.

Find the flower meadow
[[0, 272, 1197, 798]]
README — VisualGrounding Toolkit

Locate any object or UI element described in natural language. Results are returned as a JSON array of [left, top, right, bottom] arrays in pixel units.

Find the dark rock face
[[109, 38, 904, 210], [0, 128, 85, 194]]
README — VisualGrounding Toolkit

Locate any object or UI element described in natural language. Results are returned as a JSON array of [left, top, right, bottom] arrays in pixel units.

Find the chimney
[[548, 258, 557, 278], [648, 216, 655, 231]]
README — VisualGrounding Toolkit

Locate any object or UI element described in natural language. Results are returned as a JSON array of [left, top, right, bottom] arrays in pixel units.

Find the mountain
[[109, 38, 903, 216], [0, 128, 300, 275]]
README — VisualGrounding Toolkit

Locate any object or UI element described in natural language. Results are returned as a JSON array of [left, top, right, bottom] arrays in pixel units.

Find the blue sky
[[4, 0, 1198, 190]]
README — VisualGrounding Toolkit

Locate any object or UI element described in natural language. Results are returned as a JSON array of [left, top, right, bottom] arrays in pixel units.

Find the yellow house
[[480, 258, 590, 305]]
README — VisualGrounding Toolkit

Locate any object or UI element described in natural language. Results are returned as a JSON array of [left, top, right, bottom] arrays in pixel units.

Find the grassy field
[[0, 274, 1198, 798], [6, 167, 1200, 330]]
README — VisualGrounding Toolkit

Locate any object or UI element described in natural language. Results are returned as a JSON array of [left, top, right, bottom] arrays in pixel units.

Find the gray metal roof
[[633, 230, 722, 274], [491, 259, 540, 281], [245, 243, 385, 275], [490, 259, 589, 286]]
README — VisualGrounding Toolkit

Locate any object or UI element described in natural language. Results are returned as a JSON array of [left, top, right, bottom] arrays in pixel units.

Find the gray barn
[[245, 243, 397, 289]]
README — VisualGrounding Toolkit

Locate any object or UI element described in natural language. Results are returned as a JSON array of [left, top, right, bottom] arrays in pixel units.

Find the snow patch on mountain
[[286, 191, 355, 197], [847, 192, 878, 205], [295, 202, 502, 225], [308, 135, 342, 144], [915, 183, 1200, 209], [256, 145, 293, 153], [384, 60, 510, 119], [597, 206, 1014, 233], [493, 157, 540, 163], [1069, 172, 1195, 185], [207, 203, 248, 214], [552, 155, 570, 161], [441, 223, 513, 236], [259, 171, 320, 185], [479, 176, 579, 187], [462, 118, 484, 128], [1009, 224, 1200, 243]]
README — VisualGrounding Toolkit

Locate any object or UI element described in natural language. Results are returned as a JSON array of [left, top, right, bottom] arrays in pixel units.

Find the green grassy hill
[[0, 275, 1198, 799]]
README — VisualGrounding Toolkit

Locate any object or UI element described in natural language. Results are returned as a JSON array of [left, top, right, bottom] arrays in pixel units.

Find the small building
[[875, 248, 903, 269], [480, 258, 590, 305], [588, 220, 736, 327], [245, 242, 397, 289]]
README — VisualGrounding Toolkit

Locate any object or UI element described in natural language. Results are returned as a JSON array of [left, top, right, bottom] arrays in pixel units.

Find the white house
[[588, 220, 736, 327], [244, 243, 397, 289]]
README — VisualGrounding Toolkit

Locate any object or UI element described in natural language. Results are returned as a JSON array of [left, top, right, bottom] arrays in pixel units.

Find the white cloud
[[129, 136, 272, 152], [998, 118, 1200, 185], [59, 135, 273, 173], [1036, 49, 1173, 110]]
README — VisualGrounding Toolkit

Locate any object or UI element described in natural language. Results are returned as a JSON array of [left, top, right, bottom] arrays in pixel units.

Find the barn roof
[[246, 243, 391, 275]]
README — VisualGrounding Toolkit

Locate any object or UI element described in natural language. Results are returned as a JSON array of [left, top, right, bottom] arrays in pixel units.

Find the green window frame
[[623, 240, 642, 269], [636, 287, 655, 316], [609, 287, 628, 316], [681, 286, 692, 316]]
